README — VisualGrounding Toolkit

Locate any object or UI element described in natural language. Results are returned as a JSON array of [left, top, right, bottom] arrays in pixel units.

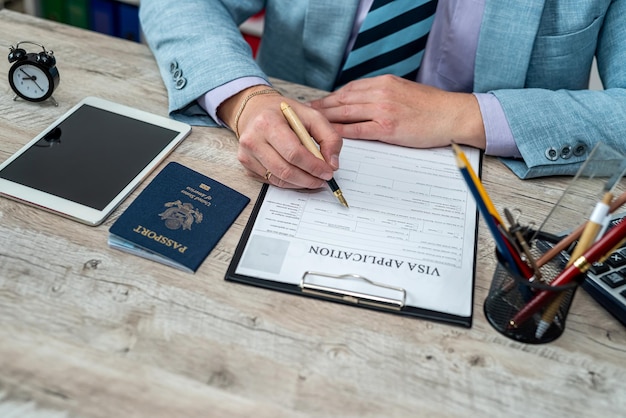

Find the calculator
[[579, 215, 626, 326]]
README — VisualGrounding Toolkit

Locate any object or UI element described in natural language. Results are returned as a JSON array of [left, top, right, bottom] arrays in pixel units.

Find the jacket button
[[172, 68, 183, 81], [573, 142, 587, 157], [560, 145, 573, 159], [169, 60, 179, 74], [175, 77, 187, 89], [545, 147, 559, 161]]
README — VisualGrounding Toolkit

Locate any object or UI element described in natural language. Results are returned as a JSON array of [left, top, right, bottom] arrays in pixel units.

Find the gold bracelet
[[233, 88, 281, 139]]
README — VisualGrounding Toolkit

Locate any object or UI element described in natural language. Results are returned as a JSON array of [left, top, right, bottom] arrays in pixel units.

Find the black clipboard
[[225, 183, 478, 328]]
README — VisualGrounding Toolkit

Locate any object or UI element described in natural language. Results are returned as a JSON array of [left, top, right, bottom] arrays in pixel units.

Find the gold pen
[[280, 101, 349, 208], [535, 191, 614, 339]]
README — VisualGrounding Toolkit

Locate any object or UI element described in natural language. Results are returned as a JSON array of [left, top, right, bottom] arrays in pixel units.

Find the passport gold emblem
[[159, 200, 203, 230]]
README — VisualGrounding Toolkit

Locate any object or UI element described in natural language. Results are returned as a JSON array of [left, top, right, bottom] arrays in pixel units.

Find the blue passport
[[108, 162, 250, 273]]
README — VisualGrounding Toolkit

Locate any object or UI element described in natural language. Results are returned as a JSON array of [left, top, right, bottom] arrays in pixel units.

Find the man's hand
[[218, 85, 343, 189], [310, 75, 486, 150]]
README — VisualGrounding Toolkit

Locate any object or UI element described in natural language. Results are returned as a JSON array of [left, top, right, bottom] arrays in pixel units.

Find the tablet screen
[[1, 104, 181, 211], [0, 97, 191, 225]]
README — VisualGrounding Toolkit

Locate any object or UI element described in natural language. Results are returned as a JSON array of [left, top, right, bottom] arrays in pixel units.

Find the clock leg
[[11, 95, 59, 106]]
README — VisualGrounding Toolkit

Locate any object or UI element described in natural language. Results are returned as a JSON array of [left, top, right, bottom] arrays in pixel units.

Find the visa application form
[[234, 139, 479, 318]]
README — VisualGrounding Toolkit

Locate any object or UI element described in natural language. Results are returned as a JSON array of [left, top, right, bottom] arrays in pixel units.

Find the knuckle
[[281, 143, 301, 163], [351, 122, 363, 137], [274, 164, 295, 182], [378, 117, 396, 135], [273, 178, 289, 188], [237, 149, 251, 166], [240, 112, 272, 139], [378, 100, 395, 112], [237, 133, 256, 152], [337, 89, 350, 104], [340, 103, 353, 119]]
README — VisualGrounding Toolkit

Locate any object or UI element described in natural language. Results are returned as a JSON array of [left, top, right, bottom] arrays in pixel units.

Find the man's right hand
[[217, 85, 343, 189]]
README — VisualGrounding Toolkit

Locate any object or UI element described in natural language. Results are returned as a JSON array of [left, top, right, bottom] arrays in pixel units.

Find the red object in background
[[243, 33, 261, 57]]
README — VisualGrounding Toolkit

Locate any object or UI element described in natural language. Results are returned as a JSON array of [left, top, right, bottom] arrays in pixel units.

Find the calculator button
[[601, 272, 626, 288], [589, 262, 611, 275], [605, 252, 626, 269]]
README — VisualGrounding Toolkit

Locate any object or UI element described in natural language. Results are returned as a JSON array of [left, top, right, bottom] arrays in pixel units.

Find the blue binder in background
[[90, 0, 117, 36], [117, 3, 141, 42]]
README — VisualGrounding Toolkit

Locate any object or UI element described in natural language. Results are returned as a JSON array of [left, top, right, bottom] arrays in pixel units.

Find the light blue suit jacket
[[140, 0, 626, 179]]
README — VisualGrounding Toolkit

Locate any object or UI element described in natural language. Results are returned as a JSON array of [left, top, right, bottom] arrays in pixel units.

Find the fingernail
[[330, 154, 340, 170]]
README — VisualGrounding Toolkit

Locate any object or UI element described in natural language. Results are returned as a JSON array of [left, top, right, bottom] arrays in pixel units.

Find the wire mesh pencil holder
[[483, 235, 579, 344]]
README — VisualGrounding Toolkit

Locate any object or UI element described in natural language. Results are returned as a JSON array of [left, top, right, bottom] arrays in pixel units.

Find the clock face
[[9, 62, 55, 101]]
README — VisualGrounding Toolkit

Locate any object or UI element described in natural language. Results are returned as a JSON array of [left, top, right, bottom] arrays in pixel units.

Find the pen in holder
[[482, 142, 626, 343], [453, 141, 625, 342], [483, 233, 579, 344]]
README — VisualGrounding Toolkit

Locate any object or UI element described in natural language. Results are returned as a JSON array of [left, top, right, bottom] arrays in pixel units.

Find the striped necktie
[[335, 0, 438, 88]]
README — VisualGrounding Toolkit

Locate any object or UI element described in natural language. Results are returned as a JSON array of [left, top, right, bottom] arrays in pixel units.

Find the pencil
[[454, 149, 533, 280], [451, 141, 504, 225], [280, 102, 349, 208]]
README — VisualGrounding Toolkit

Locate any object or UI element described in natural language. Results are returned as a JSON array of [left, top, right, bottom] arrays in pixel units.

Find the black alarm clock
[[8, 41, 60, 106]]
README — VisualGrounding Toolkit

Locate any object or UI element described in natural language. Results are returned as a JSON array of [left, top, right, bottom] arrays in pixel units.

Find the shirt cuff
[[197, 76, 270, 127], [473, 92, 521, 158]]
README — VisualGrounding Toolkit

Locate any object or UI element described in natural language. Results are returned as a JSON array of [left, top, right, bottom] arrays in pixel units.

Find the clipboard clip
[[300, 271, 406, 311]]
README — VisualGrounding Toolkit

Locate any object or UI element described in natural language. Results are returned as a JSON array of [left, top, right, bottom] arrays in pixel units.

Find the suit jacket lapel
[[474, 0, 547, 92]]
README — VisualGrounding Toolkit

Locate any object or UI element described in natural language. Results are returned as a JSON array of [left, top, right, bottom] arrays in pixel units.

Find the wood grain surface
[[0, 10, 624, 418]]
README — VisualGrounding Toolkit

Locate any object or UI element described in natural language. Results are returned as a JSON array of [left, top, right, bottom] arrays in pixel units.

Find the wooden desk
[[0, 10, 624, 418]]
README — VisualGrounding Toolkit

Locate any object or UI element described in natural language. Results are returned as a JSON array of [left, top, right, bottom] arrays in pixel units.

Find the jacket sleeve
[[139, 0, 268, 126], [494, 1, 626, 179]]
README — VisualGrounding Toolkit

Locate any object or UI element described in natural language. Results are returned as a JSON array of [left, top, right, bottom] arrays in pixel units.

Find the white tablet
[[0, 96, 191, 226]]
